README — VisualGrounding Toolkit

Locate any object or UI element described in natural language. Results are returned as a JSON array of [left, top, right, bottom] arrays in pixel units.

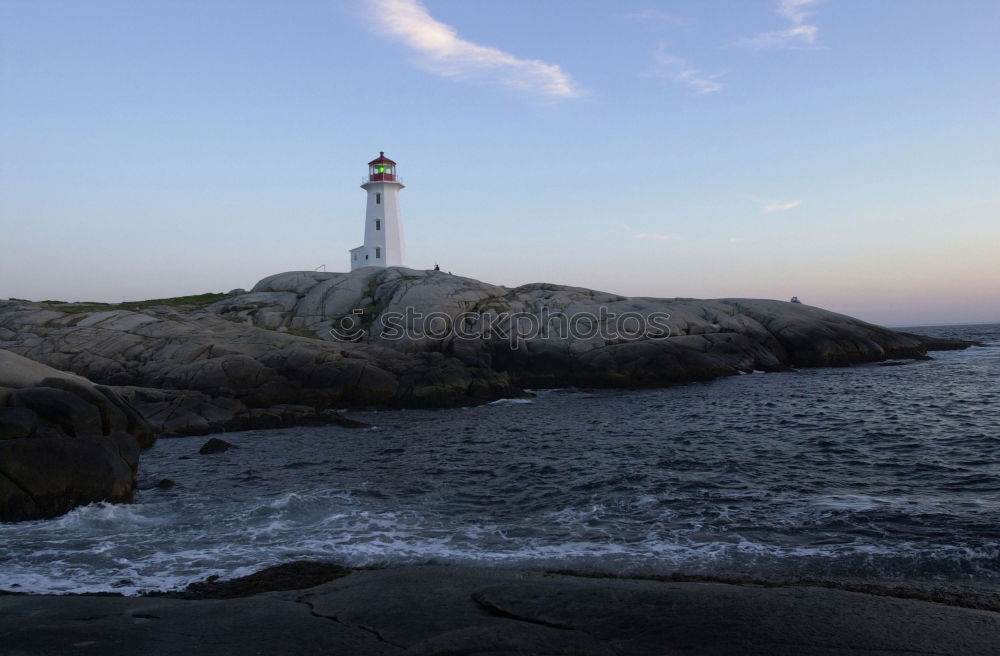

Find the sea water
[[1, 324, 997, 595]]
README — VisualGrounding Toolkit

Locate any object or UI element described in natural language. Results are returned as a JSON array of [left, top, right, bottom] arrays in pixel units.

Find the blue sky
[[1, 0, 998, 325]]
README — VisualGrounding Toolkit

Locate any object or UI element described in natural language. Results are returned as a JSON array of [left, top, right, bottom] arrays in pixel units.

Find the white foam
[[49, 502, 163, 529], [488, 398, 535, 405], [5, 518, 999, 595]]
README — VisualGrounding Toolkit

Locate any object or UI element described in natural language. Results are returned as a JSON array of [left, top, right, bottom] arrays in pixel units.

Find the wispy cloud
[[743, 24, 818, 48], [619, 9, 687, 27], [364, 0, 585, 100], [624, 224, 674, 240], [643, 43, 724, 94], [777, 0, 820, 24], [761, 199, 802, 213], [741, 0, 823, 49]]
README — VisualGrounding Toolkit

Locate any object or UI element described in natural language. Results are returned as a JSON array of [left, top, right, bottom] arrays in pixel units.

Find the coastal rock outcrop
[[0, 268, 963, 435], [0, 350, 154, 522], [0, 289, 517, 421], [216, 268, 937, 381], [198, 437, 235, 455]]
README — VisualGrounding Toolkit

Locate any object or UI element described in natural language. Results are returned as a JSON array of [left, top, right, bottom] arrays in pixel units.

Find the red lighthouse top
[[367, 151, 397, 181]]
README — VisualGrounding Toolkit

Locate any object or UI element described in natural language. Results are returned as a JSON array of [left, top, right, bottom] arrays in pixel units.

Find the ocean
[[1, 324, 997, 595]]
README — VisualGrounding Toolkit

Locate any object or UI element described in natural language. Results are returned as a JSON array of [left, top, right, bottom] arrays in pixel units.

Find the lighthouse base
[[349, 245, 384, 270]]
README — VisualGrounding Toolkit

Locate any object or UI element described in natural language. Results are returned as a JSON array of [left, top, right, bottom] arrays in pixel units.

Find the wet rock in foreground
[[0, 350, 154, 522], [0, 566, 997, 655]]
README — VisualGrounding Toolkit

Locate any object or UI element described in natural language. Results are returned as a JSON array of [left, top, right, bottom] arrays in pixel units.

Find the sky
[[1, 0, 998, 326]]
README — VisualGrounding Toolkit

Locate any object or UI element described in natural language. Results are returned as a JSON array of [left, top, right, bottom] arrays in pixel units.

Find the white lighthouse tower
[[350, 152, 405, 270]]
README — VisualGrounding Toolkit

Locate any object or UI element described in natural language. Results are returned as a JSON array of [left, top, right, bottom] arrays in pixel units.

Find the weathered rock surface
[[190, 268, 969, 381], [1, 566, 997, 655], [0, 268, 970, 434], [155, 561, 353, 599], [0, 281, 518, 419], [106, 386, 362, 436], [0, 350, 154, 522]]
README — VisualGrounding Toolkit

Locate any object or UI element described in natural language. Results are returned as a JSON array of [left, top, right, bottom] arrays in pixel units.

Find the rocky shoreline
[[2, 269, 976, 425], [0, 269, 993, 651], [1, 563, 997, 655], [0, 268, 980, 521]]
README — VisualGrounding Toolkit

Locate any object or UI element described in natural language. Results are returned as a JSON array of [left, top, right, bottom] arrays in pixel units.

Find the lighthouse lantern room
[[350, 152, 405, 270]]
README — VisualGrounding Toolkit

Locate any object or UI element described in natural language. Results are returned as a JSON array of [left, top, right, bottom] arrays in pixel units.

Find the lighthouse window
[[375, 247, 381, 259], [375, 219, 381, 230], [376, 193, 381, 204]]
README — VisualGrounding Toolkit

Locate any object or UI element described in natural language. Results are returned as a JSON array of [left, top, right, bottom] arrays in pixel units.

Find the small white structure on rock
[[350, 152, 405, 270]]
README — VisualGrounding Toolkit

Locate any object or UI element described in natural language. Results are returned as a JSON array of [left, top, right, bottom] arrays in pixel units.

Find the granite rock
[[5, 566, 996, 655], [0, 350, 154, 521], [0, 269, 969, 438]]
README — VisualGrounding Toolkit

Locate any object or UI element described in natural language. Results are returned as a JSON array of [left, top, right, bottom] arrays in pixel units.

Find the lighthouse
[[350, 152, 405, 270]]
